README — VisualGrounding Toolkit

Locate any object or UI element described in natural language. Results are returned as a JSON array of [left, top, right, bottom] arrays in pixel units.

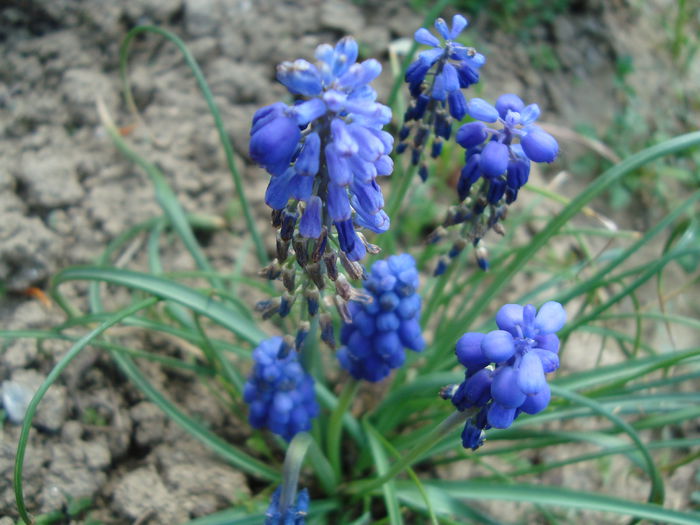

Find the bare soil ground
[[1, 0, 697, 522]]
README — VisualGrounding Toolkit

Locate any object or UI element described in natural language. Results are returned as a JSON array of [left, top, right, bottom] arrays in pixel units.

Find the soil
[[1, 0, 698, 523]]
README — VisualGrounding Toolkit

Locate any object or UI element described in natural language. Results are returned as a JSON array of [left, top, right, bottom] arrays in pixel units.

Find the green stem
[[280, 432, 313, 514], [327, 379, 359, 478], [346, 409, 472, 496], [118, 26, 268, 266]]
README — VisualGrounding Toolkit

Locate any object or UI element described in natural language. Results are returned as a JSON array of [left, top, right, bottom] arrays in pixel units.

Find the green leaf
[[52, 266, 266, 345]]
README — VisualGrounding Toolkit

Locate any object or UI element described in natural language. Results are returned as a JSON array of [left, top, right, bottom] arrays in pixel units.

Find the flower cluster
[[337, 254, 425, 382], [397, 14, 485, 180], [443, 302, 565, 449], [456, 94, 559, 204], [244, 337, 319, 442], [250, 36, 393, 264], [265, 486, 309, 525], [430, 94, 559, 274]]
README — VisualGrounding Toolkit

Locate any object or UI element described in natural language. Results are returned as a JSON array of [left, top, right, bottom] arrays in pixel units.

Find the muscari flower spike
[[397, 14, 485, 180], [265, 486, 309, 525], [250, 37, 393, 265], [337, 254, 425, 382], [455, 93, 558, 204], [430, 94, 559, 275], [443, 301, 565, 450], [244, 337, 319, 442]]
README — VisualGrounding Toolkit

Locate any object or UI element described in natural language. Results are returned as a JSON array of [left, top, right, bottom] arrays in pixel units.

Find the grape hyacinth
[[250, 37, 393, 265], [456, 93, 559, 204], [430, 94, 559, 273], [265, 486, 309, 525], [397, 14, 485, 181], [250, 36, 394, 323], [244, 337, 319, 442], [337, 254, 425, 382], [443, 301, 565, 450]]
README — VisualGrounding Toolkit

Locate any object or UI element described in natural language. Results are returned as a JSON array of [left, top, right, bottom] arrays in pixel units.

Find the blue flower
[[445, 302, 565, 449], [243, 337, 319, 442], [337, 254, 425, 382], [249, 37, 393, 263], [265, 486, 309, 525], [456, 94, 558, 204], [398, 14, 485, 172]]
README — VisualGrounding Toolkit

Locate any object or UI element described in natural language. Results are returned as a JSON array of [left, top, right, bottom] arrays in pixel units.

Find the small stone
[[184, 0, 221, 38], [112, 467, 188, 524], [9, 369, 67, 433], [18, 149, 84, 208], [320, 0, 364, 34], [130, 401, 166, 448]]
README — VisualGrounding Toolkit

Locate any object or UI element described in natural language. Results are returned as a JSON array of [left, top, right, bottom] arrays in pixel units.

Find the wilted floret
[[265, 486, 309, 525], [337, 254, 425, 382], [244, 337, 319, 442], [445, 301, 565, 449]]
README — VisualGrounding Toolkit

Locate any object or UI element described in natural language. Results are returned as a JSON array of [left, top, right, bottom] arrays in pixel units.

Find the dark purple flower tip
[[335, 219, 356, 254], [456, 61, 480, 88], [264, 168, 296, 210], [299, 196, 322, 239], [457, 153, 481, 201], [249, 115, 300, 173], [379, 291, 400, 311], [467, 98, 499, 123], [534, 301, 567, 334], [464, 368, 493, 406], [533, 348, 560, 373], [461, 420, 485, 450], [491, 366, 526, 408], [517, 351, 546, 395], [290, 173, 313, 202], [506, 159, 530, 189], [487, 402, 517, 429], [520, 383, 551, 415], [327, 182, 351, 221], [456, 122, 488, 149], [455, 332, 489, 371], [432, 72, 447, 101], [481, 329, 515, 363], [346, 235, 367, 261], [495, 303, 524, 335], [295, 132, 321, 177], [405, 57, 431, 85], [521, 128, 559, 163], [495, 93, 525, 120], [480, 141, 509, 178], [487, 178, 506, 204]]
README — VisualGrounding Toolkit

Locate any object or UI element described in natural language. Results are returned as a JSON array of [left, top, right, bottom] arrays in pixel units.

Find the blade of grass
[[14, 297, 159, 524], [110, 348, 280, 481], [52, 266, 266, 345], [396, 481, 700, 525], [119, 25, 267, 265], [363, 419, 404, 525]]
